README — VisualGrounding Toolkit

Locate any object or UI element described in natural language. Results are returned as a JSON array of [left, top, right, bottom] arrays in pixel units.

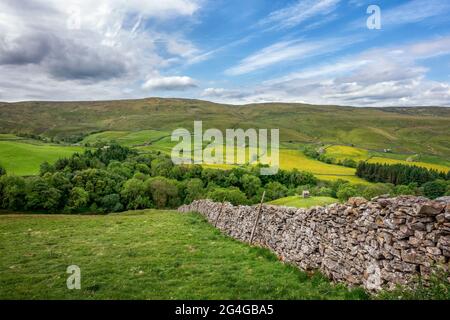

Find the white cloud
[[348, 0, 370, 7], [382, 0, 450, 26], [202, 87, 248, 99], [225, 36, 362, 76], [406, 37, 450, 59], [259, 0, 340, 31], [143, 75, 197, 91], [348, 0, 450, 29], [209, 36, 450, 107], [0, 0, 201, 100]]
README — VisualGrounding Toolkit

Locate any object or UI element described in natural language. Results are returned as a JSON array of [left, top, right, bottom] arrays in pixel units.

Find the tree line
[[1, 145, 448, 215], [0, 145, 319, 213], [356, 162, 449, 185], [355, 162, 450, 199]]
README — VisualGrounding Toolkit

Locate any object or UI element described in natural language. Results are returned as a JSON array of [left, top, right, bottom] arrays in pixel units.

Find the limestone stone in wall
[[178, 196, 450, 291]]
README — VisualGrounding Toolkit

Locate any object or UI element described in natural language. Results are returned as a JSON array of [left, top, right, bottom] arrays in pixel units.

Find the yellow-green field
[[268, 196, 338, 208], [367, 157, 449, 172], [279, 149, 369, 184], [325, 145, 369, 162], [2, 131, 448, 183], [325, 145, 450, 173]]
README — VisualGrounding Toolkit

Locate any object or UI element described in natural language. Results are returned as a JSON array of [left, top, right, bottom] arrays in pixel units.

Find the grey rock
[[179, 196, 449, 292]]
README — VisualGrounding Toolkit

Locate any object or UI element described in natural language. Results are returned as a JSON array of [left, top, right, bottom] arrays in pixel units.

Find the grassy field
[[81, 130, 170, 147], [268, 196, 338, 208], [184, 147, 369, 184], [0, 210, 367, 300], [325, 145, 369, 162], [0, 140, 83, 176], [279, 149, 369, 184]]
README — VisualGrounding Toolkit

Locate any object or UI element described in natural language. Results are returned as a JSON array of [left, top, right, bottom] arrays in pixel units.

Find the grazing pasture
[[0, 210, 367, 300], [0, 139, 83, 176]]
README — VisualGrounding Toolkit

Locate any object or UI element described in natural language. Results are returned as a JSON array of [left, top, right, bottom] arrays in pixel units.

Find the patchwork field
[[268, 196, 338, 208], [325, 145, 450, 173], [0, 98, 448, 182], [1, 100, 449, 158], [2, 131, 448, 183], [0, 210, 367, 300]]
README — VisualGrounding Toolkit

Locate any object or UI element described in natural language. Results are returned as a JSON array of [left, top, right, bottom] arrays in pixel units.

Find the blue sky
[[1, 0, 450, 106]]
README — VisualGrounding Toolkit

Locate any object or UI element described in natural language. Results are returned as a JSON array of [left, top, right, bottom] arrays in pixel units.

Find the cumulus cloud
[[143, 75, 197, 91], [202, 87, 249, 99], [44, 39, 129, 81], [0, 0, 201, 100], [0, 34, 51, 65]]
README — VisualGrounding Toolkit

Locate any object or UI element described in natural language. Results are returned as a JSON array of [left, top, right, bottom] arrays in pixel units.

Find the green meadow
[[81, 130, 170, 147], [0, 210, 367, 300], [0, 138, 83, 176]]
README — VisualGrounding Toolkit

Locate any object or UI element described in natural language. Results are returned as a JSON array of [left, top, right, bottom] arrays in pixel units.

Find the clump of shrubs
[[0, 165, 6, 177]]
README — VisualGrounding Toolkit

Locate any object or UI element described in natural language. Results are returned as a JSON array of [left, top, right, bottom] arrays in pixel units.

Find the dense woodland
[[0, 145, 449, 214], [356, 162, 449, 199]]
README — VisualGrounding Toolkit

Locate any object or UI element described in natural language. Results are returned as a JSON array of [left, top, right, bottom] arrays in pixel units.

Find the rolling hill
[[0, 98, 448, 181], [0, 98, 449, 158]]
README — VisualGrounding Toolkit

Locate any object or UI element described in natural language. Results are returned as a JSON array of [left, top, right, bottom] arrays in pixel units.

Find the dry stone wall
[[178, 196, 450, 291]]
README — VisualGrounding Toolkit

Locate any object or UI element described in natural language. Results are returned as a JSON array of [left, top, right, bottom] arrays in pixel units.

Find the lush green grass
[[268, 196, 339, 208], [0, 140, 84, 176], [0, 210, 367, 300], [0, 133, 22, 140]]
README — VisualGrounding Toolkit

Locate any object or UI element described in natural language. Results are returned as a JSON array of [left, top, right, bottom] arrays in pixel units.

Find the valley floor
[[0, 210, 367, 300]]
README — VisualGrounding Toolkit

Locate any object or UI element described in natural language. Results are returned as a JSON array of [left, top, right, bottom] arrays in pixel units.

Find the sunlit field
[[268, 196, 338, 208], [0, 138, 83, 176], [0, 210, 366, 300]]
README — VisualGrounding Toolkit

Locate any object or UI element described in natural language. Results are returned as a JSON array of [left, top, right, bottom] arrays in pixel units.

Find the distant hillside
[[0, 98, 449, 157]]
